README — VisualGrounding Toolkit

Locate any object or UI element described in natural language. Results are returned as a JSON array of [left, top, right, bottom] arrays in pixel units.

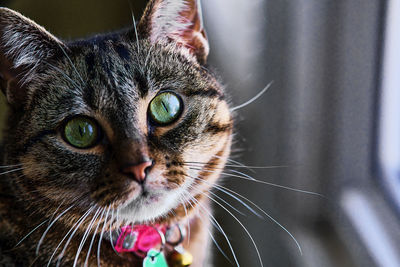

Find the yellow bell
[[170, 249, 193, 267]]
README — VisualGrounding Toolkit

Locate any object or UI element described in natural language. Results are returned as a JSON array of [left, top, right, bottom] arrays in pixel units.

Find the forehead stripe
[[113, 43, 131, 61], [134, 69, 148, 97]]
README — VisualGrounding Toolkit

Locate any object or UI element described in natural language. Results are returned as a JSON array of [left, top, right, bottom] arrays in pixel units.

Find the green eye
[[63, 116, 99, 148], [149, 92, 182, 125]]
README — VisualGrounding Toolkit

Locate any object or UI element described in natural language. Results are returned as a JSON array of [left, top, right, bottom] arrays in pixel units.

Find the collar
[[112, 223, 186, 258], [113, 224, 167, 256]]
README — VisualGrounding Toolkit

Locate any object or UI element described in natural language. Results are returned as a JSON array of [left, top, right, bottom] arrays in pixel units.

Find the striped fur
[[0, 0, 233, 266]]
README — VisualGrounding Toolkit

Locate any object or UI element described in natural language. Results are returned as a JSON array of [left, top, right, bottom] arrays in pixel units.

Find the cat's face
[[0, 0, 232, 226]]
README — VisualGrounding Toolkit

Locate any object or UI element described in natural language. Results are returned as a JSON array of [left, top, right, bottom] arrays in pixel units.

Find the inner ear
[[0, 7, 63, 108], [138, 0, 209, 64], [0, 54, 27, 107]]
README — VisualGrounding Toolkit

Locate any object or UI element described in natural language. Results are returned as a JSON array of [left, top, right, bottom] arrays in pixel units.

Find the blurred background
[[1, 0, 400, 266]]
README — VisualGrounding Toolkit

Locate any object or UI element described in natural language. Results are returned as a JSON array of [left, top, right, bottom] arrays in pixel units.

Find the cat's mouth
[[116, 186, 181, 222]]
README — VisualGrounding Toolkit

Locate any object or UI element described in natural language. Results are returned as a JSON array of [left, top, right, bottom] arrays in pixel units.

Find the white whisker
[[230, 81, 273, 111], [0, 167, 25, 176], [128, 1, 140, 55], [181, 193, 233, 265], [97, 205, 111, 267], [109, 209, 119, 256], [192, 174, 303, 255], [56, 206, 95, 267], [187, 174, 262, 218], [85, 208, 105, 267], [179, 195, 191, 245], [36, 204, 74, 255], [185, 192, 240, 267], [184, 161, 288, 171], [191, 186, 264, 267], [190, 167, 324, 197], [56, 43, 85, 86], [47, 207, 92, 267], [0, 163, 23, 169], [45, 62, 82, 90], [14, 219, 49, 248], [73, 207, 102, 267]]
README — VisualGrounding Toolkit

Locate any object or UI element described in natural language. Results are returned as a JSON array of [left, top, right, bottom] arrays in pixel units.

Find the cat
[[0, 0, 234, 266]]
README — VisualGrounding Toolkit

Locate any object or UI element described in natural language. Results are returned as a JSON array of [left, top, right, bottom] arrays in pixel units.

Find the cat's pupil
[[78, 125, 84, 137], [161, 101, 169, 112]]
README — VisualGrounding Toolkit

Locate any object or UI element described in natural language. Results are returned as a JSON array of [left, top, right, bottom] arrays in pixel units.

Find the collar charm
[[143, 249, 168, 267], [112, 224, 193, 267], [113, 225, 166, 255], [169, 245, 193, 267]]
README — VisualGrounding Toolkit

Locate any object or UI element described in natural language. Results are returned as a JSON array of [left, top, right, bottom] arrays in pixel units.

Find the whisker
[[214, 155, 263, 171], [97, 205, 111, 267], [128, 1, 140, 54], [56, 206, 95, 267], [190, 167, 324, 197], [206, 225, 233, 266], [109, 209, 115, 251], [0, 167, 25, 176], [190, 186, 264, 267], [191, 174, 303, 255], [180, 193, 233, 265], [47, 206, 92, 267], [185, 192, 240, 267], [195, 180, 246, 216], [108, 209, 120, 256], [73, 207, 102, 267], [45, 62, 82, 90], [14, 219, 49, 248], [230, 81, 273, 111], [85, 208, 106, 267], [186, 174, 262, 218], [178, 194, 191, 245], [0, 163, 23, 169], [56, 43, 85, 86], [19, 202, 64, 251], [36, 204, 74, 255], [48, 201, 66, 226], [184, 161, 288, 170]]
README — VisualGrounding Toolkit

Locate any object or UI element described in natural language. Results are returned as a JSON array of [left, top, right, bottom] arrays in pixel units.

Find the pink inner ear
[[173, 1, 209, 63], [139, 0, 210, 63]]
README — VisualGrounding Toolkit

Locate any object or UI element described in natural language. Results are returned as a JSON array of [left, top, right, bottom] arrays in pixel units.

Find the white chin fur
[[117, 186, 187, 223]]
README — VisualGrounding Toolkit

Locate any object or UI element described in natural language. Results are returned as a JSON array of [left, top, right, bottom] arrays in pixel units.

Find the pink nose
[[121, 161, 153, 183]]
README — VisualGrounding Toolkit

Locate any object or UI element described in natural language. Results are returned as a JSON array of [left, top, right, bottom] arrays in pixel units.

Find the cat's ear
[[138, 0, 209, 64], [0, 7, 63, 107]]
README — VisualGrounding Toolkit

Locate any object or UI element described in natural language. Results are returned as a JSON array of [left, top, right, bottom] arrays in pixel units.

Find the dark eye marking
[[21, 129, 57, 153]]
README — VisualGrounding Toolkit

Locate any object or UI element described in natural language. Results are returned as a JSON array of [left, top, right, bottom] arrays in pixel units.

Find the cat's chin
[[116, 187, 185, 223]]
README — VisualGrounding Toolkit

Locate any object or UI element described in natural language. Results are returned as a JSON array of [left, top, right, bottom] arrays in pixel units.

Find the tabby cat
[[0, 0, 233, 266]]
